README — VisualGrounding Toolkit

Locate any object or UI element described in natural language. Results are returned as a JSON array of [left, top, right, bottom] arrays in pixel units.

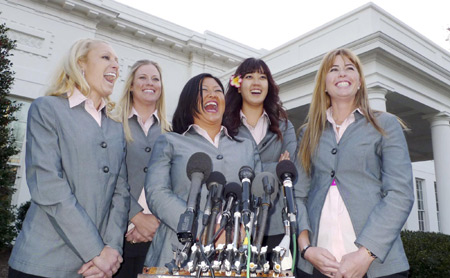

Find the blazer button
[[331, 148, 337, 155], [144, 167, 148, 173], [145, 147, 151, 152], [216, 154, 223, 160], [103, 166, 109, 173], [331, 170, 335, 177], [101, 142, 107, 148]]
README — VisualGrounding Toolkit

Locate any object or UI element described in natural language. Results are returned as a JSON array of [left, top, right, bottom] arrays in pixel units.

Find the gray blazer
[[144, 127, 262, 267], [237, 119, 297, 235], [294, 111, 414, 278], [126, 116, 161, 220], [9, 96, 130, 277]]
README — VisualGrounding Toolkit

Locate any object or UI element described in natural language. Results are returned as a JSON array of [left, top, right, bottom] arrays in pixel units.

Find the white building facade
[[2, 0, 449, 235]]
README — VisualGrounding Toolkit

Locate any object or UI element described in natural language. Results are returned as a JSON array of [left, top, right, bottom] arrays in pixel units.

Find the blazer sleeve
[[129, 194, 143, 221], [25, 99, 104, 262], [103, 147, 130, 255], [355, 115, 414, 262], [262, 120, 297, 174], [145, 135, 188, 232], [293, 128, 312, 234], [282, 120, 298, 161]]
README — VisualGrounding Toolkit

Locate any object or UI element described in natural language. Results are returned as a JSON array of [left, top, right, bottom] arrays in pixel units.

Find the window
[[434, 182, 440, 232], [416, 178, 426, 231]]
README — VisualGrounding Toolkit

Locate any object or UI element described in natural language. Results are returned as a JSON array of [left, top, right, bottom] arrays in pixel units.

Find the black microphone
[[204, 172, 226, 245], [239, 166, 255, 227], [219, 182, 242, 228], [276, 160, 298, 234], [203, 171, 226, 226], [177, 152, 212, 244], [251, 172, 278, 251]]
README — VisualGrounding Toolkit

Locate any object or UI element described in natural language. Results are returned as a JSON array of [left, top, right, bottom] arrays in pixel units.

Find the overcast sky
[[115, 0, 450, 51]]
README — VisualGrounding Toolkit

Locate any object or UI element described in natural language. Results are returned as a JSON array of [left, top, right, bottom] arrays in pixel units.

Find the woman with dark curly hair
[[223, 58, 297, 260]]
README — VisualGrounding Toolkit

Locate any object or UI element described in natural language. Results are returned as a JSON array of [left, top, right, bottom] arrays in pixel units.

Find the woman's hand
[[278, 150, 290, 161], [126, 227, 147, 243], [78, 261, 107, 278], [130, 212, 160, 242], [334, 247, 374, 278], [304, 246, 340, 278], [91, 246, 123, 277]]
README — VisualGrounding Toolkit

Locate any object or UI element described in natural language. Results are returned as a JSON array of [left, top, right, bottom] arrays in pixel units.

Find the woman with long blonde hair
[[114, 60, 170, 277], [9, 38, 129, 278], [295, 49, 413, 278]]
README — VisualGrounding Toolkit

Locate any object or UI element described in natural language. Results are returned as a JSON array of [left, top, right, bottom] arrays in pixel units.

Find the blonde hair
[[46, 38, 116, 114], [115, 60, 171, 141], [298, 48, 385, 174]]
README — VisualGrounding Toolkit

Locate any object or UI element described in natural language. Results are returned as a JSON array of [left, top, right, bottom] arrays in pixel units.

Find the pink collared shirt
[[317, 107, 361, 262], [240, 110, 269, 145], [68, 88, 106, 126], [183, 124, 230, 148], [129, 107, 159, 136]]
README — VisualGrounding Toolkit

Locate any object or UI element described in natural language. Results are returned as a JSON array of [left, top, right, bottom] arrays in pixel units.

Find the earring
[[357, 86, 360, 90], [82, 70, 85, 78]]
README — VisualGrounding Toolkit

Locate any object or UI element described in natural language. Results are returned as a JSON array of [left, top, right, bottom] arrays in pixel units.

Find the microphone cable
[[246, 229, 251, 278], [292, 232, 297, 275]]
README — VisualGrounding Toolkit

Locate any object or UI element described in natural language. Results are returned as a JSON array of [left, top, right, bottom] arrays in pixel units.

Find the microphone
[[203, 172, 226, 245], [177, 152, 212, 244], [276, 160, 298, 234], [239, 166, 255, 227], [219, 182, 242, 228], [203, 171, 226, 225], [251, 172, 278, 251]]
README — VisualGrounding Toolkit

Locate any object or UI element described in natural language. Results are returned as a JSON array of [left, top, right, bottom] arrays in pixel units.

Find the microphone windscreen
[[206, 171, 227, 190], [276, 160, 298, 183], [238, 165, 255, 181], [186, 152, 212, 182], [251, 172, 279, 202], [223, 182, 242, 200]]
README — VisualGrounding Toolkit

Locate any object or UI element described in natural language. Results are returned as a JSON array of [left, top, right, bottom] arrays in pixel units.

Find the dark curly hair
[[223, 58, 288, 140]]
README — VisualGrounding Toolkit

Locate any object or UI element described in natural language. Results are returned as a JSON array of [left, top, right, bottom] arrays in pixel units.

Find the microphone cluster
[[168, 152, 299, 276]]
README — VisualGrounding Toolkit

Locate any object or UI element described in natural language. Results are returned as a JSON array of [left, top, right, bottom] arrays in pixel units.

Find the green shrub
[[15, 201, 30, 232], [0, 17, 20, 251], [401, 230, 450, 277]]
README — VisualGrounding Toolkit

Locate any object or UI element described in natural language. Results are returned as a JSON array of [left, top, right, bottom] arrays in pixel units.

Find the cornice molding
[[24, 0, 262, 64]]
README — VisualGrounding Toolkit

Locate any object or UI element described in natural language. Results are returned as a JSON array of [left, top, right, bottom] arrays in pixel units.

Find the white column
[[430, 113, 450, 235], [368, 87, 388, 112]]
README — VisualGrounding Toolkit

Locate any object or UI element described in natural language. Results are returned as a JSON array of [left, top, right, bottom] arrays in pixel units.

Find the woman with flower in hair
[[114, 60, 170, 278], [223, 58, 297, 259], [8, 38, 129, 278], [295, 49, 413, 278]]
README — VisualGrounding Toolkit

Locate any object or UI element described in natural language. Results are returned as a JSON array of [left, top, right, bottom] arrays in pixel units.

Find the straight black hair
[[172, 73, 225, 134]]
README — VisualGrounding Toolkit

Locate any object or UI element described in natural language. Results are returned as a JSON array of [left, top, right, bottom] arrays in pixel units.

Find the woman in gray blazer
[[295, 49, 414, 278], [114, 60, 170, 277], [143, 73, 262, 267], [224, 58, 297, 256], [8, 39, 130, 278]]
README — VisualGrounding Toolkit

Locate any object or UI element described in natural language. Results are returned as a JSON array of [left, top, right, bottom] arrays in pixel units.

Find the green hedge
[[401, 230, 450, 277]]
